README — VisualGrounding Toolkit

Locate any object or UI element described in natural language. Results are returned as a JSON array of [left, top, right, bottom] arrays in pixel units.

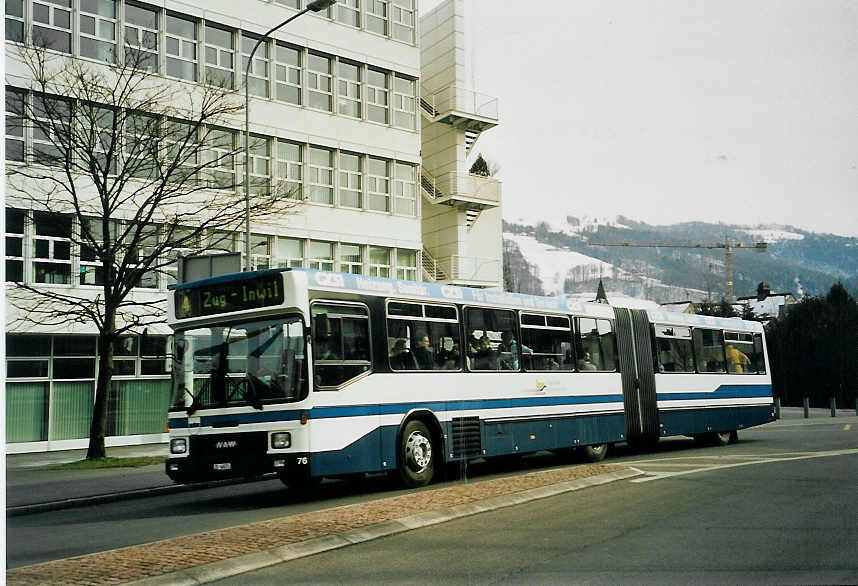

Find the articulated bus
[[165, 268, 774, 488]]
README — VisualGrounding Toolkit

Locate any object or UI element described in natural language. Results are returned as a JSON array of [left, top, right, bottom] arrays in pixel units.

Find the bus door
[[613, 307, 659, 443]]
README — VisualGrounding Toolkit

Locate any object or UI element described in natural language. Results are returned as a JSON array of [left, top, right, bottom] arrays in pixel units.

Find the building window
[[84, 103, 117, 175], [32, 0, 72, 53], [6, 208, 26, 282], [367, 156, 390, 212], [166, 13, 197, 81], [393, 162, 416, 216], [164, 225, 199, 284], [205, 230, 236, 253], [337, 0, 360, 27], [130, 224, 159, 288], [339, 243, 362, 274], [276, 139, 303, 199], [366, 68, 389, 124], [276, 0, 300, 7], [164, 118, 198, 184], [307, 52, 333, 112], [338, 152, 362, 209], [32, 94, 69, 167], [368, 246, 390, 277], [5, 0, 25, 43], [5, 88, 25, 163], [203, 127, 236, 190], [307, 146, 334, 204], [396, 249, 417, 281], [276, 237, 303, 268], [338, 61, 361, 118], [274, 43, 302, 105], [393, 75, 416, 130], [79, 216, 119, 286], [32, 211, 72, 284], [308, 240, 334, 271], [126, 111, 160, 179], [250, 233, 270, 270], [246, 134, 271, 196], [242, 33, 269, 98], [365, 0, 387, 36], [124, 2, 159, 71], [79, 0, 117, 63], [204, 24, 234, 89], [391, 0, 414, 43]]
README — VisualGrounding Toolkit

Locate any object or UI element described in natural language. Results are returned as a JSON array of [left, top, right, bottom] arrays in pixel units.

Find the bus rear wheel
[[399, 420, 435, 488], [582, 443, 608, 462]]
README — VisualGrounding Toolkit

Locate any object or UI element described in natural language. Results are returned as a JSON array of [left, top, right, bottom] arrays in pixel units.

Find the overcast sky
[[421, 0, 858, 237]]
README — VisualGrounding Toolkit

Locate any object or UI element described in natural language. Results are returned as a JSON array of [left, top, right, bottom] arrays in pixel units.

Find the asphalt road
[[8, 412, 857, 581], [210, 415, 858, 585]]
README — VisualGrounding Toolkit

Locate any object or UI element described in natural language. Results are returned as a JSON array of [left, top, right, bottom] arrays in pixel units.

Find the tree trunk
[[87, 311, 115, 460]]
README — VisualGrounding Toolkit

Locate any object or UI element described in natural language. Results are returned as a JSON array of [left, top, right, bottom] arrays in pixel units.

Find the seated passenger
[[577, 351, 597, 371], [473, 335, 498, 370], [390, 338, 417, 370], [412, 333, 435, 370]]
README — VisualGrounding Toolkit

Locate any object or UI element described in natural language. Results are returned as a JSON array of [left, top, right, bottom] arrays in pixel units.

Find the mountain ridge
[[502, 215, 858, 303]]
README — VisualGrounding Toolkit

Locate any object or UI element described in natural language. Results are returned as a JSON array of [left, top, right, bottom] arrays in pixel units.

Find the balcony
[[420, 85, 499, 132], [420, 168, 501, 209]]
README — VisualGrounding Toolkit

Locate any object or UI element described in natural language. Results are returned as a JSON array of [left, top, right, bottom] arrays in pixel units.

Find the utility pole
[[588, 237, 767, 302]]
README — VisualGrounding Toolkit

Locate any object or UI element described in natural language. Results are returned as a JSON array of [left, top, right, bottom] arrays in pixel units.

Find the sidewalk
[[6, 463, 637, 586]]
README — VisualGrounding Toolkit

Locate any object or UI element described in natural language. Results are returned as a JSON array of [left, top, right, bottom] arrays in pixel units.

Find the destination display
[[174, 274, 284, 319]]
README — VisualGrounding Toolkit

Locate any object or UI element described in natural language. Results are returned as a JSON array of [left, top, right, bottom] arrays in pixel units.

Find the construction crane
[[588, 238, 767, 302]]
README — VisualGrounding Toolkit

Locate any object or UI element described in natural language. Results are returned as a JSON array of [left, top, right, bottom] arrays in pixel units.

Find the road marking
[[844, 424, 852, 431], [629, 448, 858, 483]]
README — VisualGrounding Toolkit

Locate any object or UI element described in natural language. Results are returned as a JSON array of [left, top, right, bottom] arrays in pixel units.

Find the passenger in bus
[[473, 335, 498, 370], [725, 344, 750, 374], [317, 338, 340, 360], [440, 343, 461, 370], [390, 338, 418, 370], [577, 352, 597, 371], [498, 330, 524, 370], [412, 333, 435, 370]]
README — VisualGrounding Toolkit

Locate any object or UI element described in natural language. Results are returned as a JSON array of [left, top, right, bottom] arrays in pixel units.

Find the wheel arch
[[396, 408, 446, 467]]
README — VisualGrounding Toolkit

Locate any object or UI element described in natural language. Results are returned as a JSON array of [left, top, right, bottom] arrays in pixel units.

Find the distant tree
[[694, 299, 737, 318], [765, 282, 858, 408], [469, 153, 490, 176]]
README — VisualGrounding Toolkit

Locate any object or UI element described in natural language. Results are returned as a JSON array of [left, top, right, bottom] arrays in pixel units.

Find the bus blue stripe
[[167, 384, 771, 428]]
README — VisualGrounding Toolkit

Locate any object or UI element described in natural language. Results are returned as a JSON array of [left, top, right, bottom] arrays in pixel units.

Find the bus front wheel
[[399, 420, 435, 488]]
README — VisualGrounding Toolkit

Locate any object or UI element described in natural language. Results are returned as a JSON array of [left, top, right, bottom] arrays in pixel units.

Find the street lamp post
[[244, 0, 337, 271]]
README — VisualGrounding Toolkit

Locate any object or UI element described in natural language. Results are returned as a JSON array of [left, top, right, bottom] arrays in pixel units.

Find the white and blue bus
[[165, 268, 774, 488]]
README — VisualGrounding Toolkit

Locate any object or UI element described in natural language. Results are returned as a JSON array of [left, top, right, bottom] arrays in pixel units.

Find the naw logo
[[216, 440, 238, 449], [534, 380, 547, 394]]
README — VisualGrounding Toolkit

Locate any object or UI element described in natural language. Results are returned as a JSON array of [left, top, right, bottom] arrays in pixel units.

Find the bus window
[[724, 331, 759, 374], [692, 328, 726, 373], [654, 324, 694, 373], [386, 301, 460, 371], [311, 302, 371, 388], [465, 308, 518, 371], [520, 313, 572, 371], [574, 318, 617, 371], [751, 334, 766, 374]]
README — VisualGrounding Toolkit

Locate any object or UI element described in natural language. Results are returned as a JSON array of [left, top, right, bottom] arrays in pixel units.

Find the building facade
[[4, 0, 499, 452]]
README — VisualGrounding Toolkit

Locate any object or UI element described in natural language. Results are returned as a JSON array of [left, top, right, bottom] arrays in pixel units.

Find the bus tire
[[399, 420, 435, 488], [582, 443, 608, 462]]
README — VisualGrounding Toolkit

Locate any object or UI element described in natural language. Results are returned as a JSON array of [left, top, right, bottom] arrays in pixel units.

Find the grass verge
[[46, 456, 166, 470]]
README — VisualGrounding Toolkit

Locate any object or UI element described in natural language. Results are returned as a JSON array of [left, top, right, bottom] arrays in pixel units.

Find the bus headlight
[[271, 432, 291, 449], [170, 438, 188, 454]]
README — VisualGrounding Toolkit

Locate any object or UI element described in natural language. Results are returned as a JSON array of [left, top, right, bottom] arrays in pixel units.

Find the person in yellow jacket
[[725, 344, 751, 373]]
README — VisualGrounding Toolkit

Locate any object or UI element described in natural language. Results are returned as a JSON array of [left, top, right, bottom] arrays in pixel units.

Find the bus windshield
[[171, 315, 308, 413]]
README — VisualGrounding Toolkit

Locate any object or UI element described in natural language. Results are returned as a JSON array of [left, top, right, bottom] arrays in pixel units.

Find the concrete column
[[774, 397, 781, 420], [830, 397, 836, 417], [803, 397, 809, 418]]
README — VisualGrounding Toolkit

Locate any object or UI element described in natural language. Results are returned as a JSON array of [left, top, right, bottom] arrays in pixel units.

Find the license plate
[[213, 462, 231, 471]]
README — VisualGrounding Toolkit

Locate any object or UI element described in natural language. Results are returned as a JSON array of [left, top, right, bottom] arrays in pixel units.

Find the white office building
[[4, 0, 500, 452]]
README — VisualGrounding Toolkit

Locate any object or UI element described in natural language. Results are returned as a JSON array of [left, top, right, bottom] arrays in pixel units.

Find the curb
[[126, 467, 640, 586], [6, 475, 275, 517]]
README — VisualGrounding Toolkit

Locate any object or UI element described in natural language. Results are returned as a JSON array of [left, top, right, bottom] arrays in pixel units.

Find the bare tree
[[6, 45, 299, 459]]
